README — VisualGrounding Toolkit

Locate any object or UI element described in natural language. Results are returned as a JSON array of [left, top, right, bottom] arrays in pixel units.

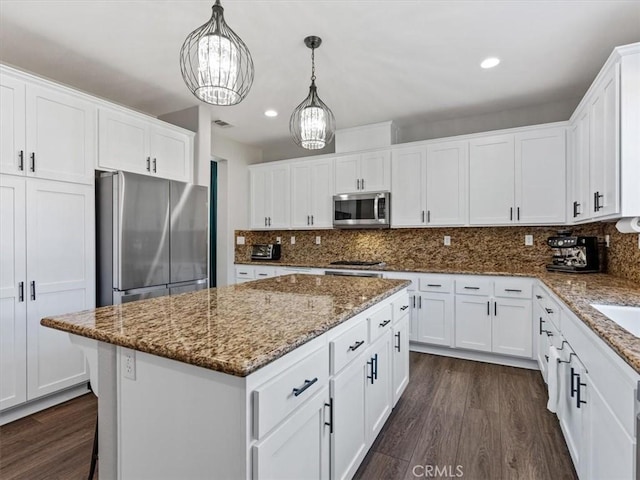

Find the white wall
[[211, 132, 263, 286]]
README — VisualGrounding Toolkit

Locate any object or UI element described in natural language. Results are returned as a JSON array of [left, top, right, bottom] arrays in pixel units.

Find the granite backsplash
[[235, 224, 640, 284]]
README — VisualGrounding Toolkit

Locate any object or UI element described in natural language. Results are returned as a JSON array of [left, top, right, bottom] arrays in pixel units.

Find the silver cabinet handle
[[292, 377, 318, 397]]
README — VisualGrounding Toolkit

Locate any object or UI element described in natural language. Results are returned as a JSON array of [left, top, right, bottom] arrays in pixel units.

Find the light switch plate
[[315, 236, 321, 245], [605, 235, 610, 248], [236, 236, 245, 245], [291, 236, 296, 245], [525, 235, 534, 246], [443, 236, 451, 246], [276, 237, 281, 244]]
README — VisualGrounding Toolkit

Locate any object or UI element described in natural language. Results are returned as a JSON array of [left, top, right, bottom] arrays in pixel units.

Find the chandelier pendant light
[[180, 0, 254, 106], [290, 36, 336, 150]]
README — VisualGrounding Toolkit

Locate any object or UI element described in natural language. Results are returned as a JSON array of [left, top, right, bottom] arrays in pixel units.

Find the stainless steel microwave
[[333, 192, 390, 229]]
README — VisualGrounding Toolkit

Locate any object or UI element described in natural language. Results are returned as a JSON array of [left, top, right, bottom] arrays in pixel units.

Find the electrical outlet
[[290, 236, 296, 245], [525, 234, 534, 246], [443, 236, 451, 246], [315, 236, 321, 245], [276, 236, 281, 244], [605, 235, 610, 248], [236, 236, 245, 245], [123, 348, 136, 380]]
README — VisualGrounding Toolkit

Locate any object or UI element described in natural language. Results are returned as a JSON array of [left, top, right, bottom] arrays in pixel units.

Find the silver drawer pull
[[348, 340, 365, 352], [379, 319, 391, 328], [292, 377, 318, 397]]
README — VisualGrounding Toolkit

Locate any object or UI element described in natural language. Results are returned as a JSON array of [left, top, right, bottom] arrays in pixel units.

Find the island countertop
[[41, 275, 409, 377]]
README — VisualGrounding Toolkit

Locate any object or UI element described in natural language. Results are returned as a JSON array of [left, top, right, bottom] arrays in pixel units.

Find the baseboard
[[409, 343, 540, 370], [0, 383, 91, 426]]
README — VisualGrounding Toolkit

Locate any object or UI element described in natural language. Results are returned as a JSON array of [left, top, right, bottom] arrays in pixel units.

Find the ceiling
[[1, 1, 639, 152]]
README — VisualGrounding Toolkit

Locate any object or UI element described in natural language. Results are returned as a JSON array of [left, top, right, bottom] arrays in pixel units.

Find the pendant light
[[290, 36, 336, 150], [180, 0, 254, 106]]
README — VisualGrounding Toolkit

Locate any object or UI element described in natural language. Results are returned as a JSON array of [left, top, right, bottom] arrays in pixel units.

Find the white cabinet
[[569, 109, 591, 220], [291, 158, 333, 229], [455, 295, 492, 352], [249, 164, 290, 229], [469, 134, 515, 225], [391, 313, 409, 405], [364, 330, 392, 441], [491, 298, 532, 358], [391, 142, 467, 227], [415, 292, 454, 347], [98, 107, 193, 183], [335, 150, 390, 193], [0, 175, 93, 409], [253, 386, 330, 480], [0, 71, 95, 185], [557, 353, 586, 477], [469, 128, 566, 225]]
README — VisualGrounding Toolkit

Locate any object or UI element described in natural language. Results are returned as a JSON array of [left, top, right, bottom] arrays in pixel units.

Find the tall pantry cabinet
[[0, 67, 94, 414]]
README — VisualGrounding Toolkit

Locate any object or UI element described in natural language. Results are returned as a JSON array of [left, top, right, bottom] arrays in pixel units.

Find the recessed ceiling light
[[481, 57, 501, 69], [264, 109, 278, 117]]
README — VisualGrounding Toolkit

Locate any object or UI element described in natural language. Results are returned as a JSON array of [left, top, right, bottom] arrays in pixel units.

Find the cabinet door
[[250, 168, 269, 229], [469, 135, 514, 225], [360, 150, 391, 192], [589, 64, 620, 218], [583, 376, 634, 480], [515, 128, 566, 224], [492, 298, 532, 358], [391, 314, 409, 406], [570, 110, 592, 221], [335, 155, 360, 193], [149, 125, 192, 182], [454, 295, 492, 352], [267, 165, 290, 229], [391, 147, 426, 226], [25, 84, 95, 185], [291, 163, 312, 229], [0, 176, 27, 410], [533, 302, 549, 381], [365, 331, 392, 440], [98, 108, 149, 175], [331, 357, 367, 480], [557, 357, 585, 476], [25, 179, 93, 399], [416, 293, 453, 347], [253, 386, 330, 480], [426, 141, 468, 225], [0, 75, 26, 176], [309, 159, 334, 228]]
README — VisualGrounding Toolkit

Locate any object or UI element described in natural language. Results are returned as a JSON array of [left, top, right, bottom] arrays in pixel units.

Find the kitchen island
[[41, 274, 410, 480]]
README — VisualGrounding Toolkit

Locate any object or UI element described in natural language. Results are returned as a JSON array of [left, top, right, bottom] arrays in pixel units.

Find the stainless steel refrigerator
[[97, 171, 208, 306]]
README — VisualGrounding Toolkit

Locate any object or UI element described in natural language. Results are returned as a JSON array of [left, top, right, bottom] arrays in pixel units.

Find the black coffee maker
[[546, 231, 600, 273]]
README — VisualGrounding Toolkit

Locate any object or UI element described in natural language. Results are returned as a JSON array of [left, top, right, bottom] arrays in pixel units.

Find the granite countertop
[[240, 261, 640, 374], [41, 275, 409, 377]]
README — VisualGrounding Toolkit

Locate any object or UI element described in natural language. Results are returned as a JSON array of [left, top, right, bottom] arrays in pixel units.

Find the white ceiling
[[1, 0, 639, 151]]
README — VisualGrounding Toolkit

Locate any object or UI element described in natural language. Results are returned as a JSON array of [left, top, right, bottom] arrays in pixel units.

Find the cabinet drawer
[[254, 267, 276, 279], [392, 295, 411, 321], [253, 346, 329, 439], [368, 303, 393, 343], [419, 276, 454, 293], [235, 266, 255, 280], [455, 278, 492, 296], [494, 279, 532, 299], [534, 286, 561, 329], [331, 320, 368, 374]]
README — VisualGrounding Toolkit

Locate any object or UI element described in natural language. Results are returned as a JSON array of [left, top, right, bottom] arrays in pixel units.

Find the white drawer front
[[254, 267, 277, 279], [331, 320, 368, 375], [534, 286, 561, 329], [494, 278, 532, 299], [253, 346, 329, 439], [419, 276, 454, 293], [392, 295, 411, 322], [455, 278, 492, 296], [235, 266, 255, 279], [368, 303, 393, 343]]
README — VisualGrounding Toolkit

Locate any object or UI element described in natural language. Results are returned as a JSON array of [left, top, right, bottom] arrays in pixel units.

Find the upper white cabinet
[[469, 127, 566, 225], [250, 163, 290, 229], [335, 150, 390, 193], [98, 107, 193, 183], [569, 45, 640, 221], [0, 71, 95, 185], [391, 141, 467, 227], [290, 158, 334, 229]]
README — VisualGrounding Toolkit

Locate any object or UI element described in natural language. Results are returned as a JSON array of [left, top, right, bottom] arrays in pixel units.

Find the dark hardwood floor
[[0, 353, 577, 480]]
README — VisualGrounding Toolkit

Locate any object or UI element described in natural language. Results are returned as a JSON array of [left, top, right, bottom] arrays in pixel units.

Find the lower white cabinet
[[455, 295, 492, 352], [491, 298, 532, 358], [416, 292, 454, 347], [391, 314, 409, 404], [253, 386, 330, 480], [0, 175, 93, 412], [364, 330, 392, 442]]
